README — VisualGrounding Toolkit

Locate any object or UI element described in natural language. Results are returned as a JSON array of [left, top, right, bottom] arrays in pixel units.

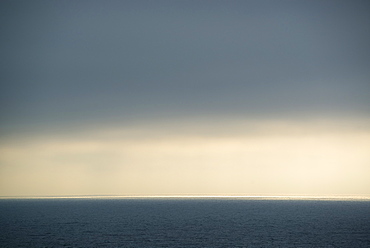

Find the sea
[[1, 197, 370, 247]]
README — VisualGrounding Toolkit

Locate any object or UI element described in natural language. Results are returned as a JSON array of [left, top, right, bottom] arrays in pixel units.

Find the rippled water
[[1, 199, 369, 247]]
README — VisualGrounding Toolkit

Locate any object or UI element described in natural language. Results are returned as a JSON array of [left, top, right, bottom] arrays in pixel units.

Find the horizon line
[[1, 195, 370, 201]]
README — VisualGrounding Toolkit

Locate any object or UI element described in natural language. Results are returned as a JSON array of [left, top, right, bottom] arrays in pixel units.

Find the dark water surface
[[1, 199, 369, 247]]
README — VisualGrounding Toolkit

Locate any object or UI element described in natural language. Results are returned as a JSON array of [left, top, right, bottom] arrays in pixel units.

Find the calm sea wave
[[1, 199, 369, 247]]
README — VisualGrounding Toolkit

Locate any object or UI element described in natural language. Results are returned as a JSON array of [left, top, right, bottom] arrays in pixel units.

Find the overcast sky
[[1, 0, 370, 197]]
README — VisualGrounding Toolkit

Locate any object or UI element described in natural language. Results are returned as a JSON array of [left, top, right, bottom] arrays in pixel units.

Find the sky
[[1, 0, 370, 197]]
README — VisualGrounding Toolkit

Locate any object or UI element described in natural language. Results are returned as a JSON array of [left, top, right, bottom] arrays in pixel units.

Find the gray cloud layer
[[1, 0, 370, 133]]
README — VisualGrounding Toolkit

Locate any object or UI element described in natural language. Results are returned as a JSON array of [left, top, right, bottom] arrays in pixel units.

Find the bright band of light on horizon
[[1, 119, 369, 197]]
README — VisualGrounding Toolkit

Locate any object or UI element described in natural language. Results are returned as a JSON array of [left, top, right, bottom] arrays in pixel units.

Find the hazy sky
[[1, 0, 370, 197]]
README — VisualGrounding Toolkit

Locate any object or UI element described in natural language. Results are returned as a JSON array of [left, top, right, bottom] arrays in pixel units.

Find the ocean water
[[1, 198, 370, 247]]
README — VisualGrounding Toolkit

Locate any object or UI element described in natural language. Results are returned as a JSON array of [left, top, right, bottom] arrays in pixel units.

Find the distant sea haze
[[1, 198, 370, 247]]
